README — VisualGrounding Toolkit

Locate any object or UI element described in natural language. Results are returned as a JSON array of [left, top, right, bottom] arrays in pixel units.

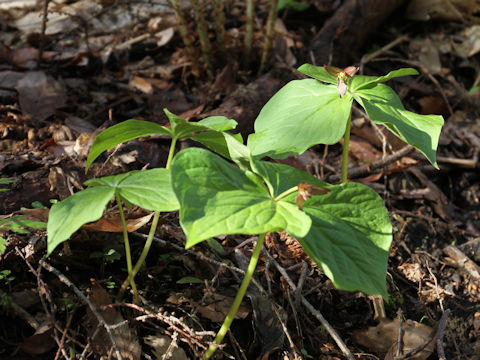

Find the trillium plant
[[46, 64, 444, 358]]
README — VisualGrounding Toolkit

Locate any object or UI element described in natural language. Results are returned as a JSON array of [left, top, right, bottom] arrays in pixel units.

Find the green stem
[[258, 0, 278, 75], [116, 192, 138, 303], [117, 139, 176, 302], [166, 137, 177, 170], [244, 0, 254, 66], [341, 111, 352, 183], [274, 186, 298, 201], [203, 233, 266, 359], [117, 211, 160, 300]]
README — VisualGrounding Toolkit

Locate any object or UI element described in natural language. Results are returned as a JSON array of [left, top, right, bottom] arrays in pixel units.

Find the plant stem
[[274, 186, 298, 201], [213, 0, 226, 56], [117, 211, 160, 300], [166, 137, 177, 170], [341, 111, 352, 183], [170, 0, 201, 75], [203, 233, 266, 359], [116, 192, 138, 303], [244, 0, 254, 66], [117, 138, 176, 302], [258, 0, 278, 75], [192, 0, 214, 78]]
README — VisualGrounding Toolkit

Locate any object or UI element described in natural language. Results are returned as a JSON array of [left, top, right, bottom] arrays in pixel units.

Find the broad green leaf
[[191, 131, 252, 170], [164, 109, 237, 140], [84, 172, 137, 187], [297, 64, 337, 85], [171, 148, 311, 248], [247, 79, 353, 158], [251, 160, 328, 198], [86, 120, 171, 172], [117, 169, 179, 212], [354, 83, 444, 168], [350, 68, 419, 91], [47, 186, 115, 255], [297, 182, 392, 296], [197, 116, 238, 132]]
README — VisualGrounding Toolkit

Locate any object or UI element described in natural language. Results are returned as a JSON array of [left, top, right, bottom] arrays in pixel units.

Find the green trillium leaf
[[47, 186, 115, 255], [247, 79, 353, 159], [86, 120, 171, 172], [350, 68, 419, 91], [170, 148, 311, 248], [164, 109, 237, 140], [116, 169, 179, 212], [298, 182, 392, 296], [354, 83, 444, 168], [297, 64, 337, 85]]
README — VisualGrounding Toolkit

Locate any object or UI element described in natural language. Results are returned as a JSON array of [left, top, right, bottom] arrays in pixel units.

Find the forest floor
[[1, 0, 480, 359]]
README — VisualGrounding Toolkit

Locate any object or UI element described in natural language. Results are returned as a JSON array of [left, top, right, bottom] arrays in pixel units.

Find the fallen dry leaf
[[87, 280, 141, 360], [15, 71, 67, 121], [352, 318, 434, 359], [82, 212, 154, 233]]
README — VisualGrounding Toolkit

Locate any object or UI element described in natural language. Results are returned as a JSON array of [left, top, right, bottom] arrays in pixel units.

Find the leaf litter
[[0, 0, 480, 358]]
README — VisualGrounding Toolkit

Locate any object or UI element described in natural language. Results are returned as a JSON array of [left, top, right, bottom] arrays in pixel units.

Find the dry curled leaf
[[352, 318, 434, 360]]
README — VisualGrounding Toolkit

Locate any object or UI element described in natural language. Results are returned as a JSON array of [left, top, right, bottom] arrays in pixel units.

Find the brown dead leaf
[[198, 293, 250, 322], [348, 135, 382, 164], [20, 321, 55, 356], [179, 104, 205, 120], [11, 48, 57, 66], [15, 71, 67, 121], [130, 76, 154, 95], [352, 318, 434, 359], [87, 280, 141, 360], [18, 208, 50, 223], [417, 96, 450, 116], [397, 261, 426, 283], [405, 0, 468, 21], [82, 212, 153, 232]]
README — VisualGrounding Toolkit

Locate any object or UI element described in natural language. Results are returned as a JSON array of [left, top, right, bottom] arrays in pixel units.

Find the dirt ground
[[1, 0, 480, 359]]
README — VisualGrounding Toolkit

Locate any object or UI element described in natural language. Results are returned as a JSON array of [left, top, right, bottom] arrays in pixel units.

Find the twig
[[37, 0, 50, 68], [393, 318, 440, 360], [328, 145, 416, 182], [262, 249, 356, 360], [38, 259, 124, 360], [360, 34, 409, 70], [258, 0, 279, 75], [0, 289, 39, 330], [437, 309, 450, 360], [119, 303, 208, 350], [396, 308, 404, 357], [443, 245, 480, 285], [54, 311, 74, 360], [294, 262, 308, 309]]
